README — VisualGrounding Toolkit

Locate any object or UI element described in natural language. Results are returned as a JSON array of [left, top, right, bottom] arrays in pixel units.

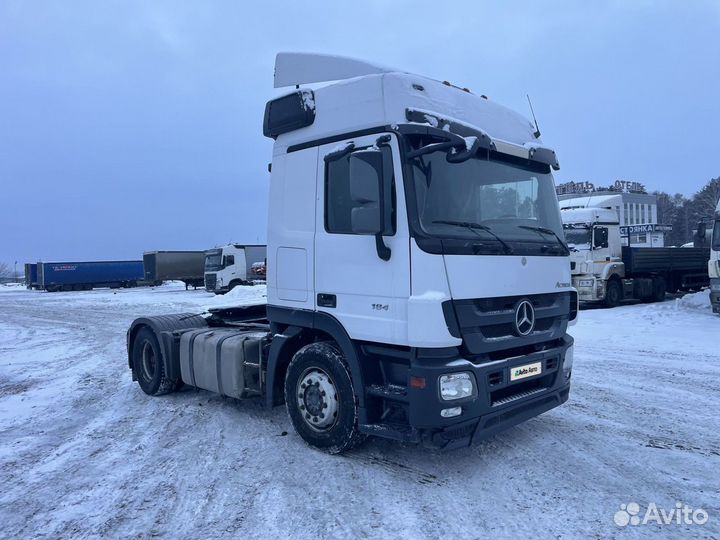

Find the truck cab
[[204, 244, 267, 294], [710, 200, 720, 313], [127, 53, 577, 452]]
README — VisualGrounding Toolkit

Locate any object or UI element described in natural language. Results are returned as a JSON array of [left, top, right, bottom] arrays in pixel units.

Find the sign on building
[[619, 224, 673, 235], [556, 180, 647, 196]]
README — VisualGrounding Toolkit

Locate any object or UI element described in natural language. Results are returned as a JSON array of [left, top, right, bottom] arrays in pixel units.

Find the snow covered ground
[[0, 283, 718, 539]]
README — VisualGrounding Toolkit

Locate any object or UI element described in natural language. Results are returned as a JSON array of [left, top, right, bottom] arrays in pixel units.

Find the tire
[[228, 280, 245, 290], [603, 279, 622, 308], [652, 277, 667, 302], [284, 342, 366, 454], [131, 327, 177, 396]]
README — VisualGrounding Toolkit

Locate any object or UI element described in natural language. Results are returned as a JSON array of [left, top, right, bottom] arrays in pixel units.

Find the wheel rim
[[296, 367, 339, 432], [141, 341, 156, 381]]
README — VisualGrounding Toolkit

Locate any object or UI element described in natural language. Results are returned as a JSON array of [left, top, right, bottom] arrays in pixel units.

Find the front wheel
[[284, 342, 366, 454], [604, 279, 622, 308], [131, 327, 177, 396]]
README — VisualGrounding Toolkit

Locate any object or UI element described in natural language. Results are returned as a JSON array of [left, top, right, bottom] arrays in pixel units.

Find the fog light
[[578, 279, 593, 288], [439, 372, 474, 400], [441, 406, 462, 418]]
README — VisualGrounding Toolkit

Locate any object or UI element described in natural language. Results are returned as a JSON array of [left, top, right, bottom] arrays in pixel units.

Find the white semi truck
[[127, 53, 577, 453], [204, 244, 267, 294], [562, 207, 710, 307], [710, 199, 720, 313]]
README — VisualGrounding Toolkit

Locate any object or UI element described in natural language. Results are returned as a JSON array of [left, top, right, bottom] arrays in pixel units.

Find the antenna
[[526, 94, 541, 139]]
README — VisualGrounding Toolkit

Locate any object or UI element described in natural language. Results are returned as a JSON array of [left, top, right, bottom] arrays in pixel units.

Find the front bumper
[[711, 278, 720, 314], [406, 335, 573, 449], [572, 275, 603, 302]]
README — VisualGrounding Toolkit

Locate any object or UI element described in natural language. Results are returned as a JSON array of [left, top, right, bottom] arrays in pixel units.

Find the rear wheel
[[284, 342, 366, 454], [652, 277, 667, 302], [132, 327, 177, 396], [604, 279, 622, 308]]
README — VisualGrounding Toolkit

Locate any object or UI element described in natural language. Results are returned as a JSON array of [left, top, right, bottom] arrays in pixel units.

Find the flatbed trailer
[[622, 246, 710, 291]]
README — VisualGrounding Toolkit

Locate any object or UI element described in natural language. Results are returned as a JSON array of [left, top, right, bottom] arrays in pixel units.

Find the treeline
[[654, 176, 720, 246]]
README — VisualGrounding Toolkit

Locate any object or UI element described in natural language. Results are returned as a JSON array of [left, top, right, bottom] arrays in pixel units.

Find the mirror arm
[[324, 142, 356, 164], [375, 234, 391, 261]]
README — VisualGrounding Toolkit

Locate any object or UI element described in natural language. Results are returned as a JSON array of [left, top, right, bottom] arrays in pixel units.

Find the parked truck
[[127, 53, 578, 453], [142, 251, 206, 289], [24, 263, 38, 289], [38, 260, 144, 292], [562, 207, 709, 307], [709, 199, 720, 313], [204, 244, 267, 294]]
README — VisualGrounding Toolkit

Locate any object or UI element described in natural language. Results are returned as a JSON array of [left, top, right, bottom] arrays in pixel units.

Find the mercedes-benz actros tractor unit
[[127, 53, 577, 453]]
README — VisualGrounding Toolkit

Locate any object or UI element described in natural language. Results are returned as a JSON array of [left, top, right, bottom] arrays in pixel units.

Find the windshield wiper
[[517, 225, 570, 254], [433, 220, 514, 254]]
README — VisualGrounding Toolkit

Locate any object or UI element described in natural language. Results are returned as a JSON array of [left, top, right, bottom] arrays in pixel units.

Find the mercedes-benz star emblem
[[514, 300, 535, 336]]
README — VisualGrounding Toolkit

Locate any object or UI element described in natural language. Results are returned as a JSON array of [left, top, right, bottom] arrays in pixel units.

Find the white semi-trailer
[[204, 244, 267, 294], [127, 53, 577, 453], [710, 199, 720, 313]]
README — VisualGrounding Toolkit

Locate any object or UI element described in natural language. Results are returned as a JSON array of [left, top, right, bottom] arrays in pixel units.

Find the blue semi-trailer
[[37, 260, 144, 292]]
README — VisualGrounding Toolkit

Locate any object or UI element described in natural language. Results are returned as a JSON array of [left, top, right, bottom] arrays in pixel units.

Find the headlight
[[578, 279, 594, 287], [439, 372, 474, 400], [712, 283, 720, 292], [563, 344, 574, 375]]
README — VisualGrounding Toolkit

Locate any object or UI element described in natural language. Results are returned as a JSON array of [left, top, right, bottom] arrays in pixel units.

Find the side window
[[325, 144, 396, 235], [593, 227, 609, 248], [224, 255, 235, 266]]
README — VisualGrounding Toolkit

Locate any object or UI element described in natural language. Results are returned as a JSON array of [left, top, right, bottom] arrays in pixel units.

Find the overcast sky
[[2, 1, 719, 264]]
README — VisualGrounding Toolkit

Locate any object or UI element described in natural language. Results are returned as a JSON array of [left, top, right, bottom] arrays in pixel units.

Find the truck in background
[[204, 244, 267, 294], [126, 53, 577, 453], [709, 199, 720, 313], [143, 251, 206, 289], [37, 260, 144, 292], [24, 263, 38, 289], [562, 207, 709, 307]]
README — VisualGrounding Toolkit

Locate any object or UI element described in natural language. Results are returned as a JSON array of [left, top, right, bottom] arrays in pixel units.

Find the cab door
[[314, 133, 410, 345]]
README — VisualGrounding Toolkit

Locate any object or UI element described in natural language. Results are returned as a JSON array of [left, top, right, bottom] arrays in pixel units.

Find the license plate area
[[509, 361, 542, 382]]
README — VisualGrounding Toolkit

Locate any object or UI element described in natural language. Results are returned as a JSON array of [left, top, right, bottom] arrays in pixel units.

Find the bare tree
[[0, 262, 12, 279]]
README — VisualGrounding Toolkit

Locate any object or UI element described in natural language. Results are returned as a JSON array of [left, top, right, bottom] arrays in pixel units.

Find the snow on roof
[[273, 68, 541, 152], [559, 194, 624, 210], [561, 207, 619, 225]]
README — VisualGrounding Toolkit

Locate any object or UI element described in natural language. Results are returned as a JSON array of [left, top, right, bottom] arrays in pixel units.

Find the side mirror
[[593, 227, 609, 249], [349, 149, 384, 235]]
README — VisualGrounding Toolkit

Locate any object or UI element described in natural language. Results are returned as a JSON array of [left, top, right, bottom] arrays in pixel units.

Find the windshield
[[563, 226, 592, 248], [205, 252, 222, 271], [410, 143, 565, 255], [713, 220, 720, 251]]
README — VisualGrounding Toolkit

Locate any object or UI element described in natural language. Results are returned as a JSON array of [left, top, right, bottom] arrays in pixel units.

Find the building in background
[[556, 181, 672, 247]]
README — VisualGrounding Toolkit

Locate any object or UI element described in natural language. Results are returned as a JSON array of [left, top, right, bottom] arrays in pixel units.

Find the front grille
[[446, 292, 571, 356], [205, 273, 217, 290]]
